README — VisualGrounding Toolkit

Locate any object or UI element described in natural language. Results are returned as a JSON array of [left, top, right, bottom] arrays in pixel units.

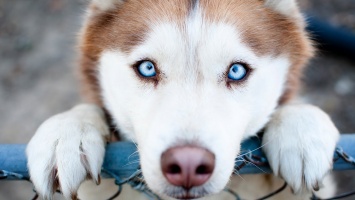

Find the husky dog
[[26, 0, 339, 199]]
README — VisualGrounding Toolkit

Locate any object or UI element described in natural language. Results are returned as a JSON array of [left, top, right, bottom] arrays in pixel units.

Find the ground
[[0, 0, 354, 199]]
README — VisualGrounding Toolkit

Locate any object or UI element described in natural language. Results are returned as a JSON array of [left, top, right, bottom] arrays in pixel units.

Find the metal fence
[[1, 134, 355, 200]]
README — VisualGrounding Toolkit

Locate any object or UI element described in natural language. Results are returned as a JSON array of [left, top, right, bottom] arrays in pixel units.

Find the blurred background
[[0, 0, 354, 199]]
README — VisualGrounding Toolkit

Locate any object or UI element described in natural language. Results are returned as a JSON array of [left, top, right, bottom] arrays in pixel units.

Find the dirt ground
[[0, 0, 354, 199]]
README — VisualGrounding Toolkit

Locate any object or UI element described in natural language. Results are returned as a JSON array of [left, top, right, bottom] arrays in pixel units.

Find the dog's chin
[[174, 195, 202, 200], [168, 193, 206, 200], [161, 186, 211, 200]]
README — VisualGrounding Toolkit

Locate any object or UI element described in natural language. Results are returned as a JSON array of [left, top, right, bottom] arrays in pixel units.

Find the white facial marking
[[98, 5, 291, 198]]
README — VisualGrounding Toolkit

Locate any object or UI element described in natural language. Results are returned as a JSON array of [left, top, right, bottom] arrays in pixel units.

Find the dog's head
[[79, 0, 313, 198]]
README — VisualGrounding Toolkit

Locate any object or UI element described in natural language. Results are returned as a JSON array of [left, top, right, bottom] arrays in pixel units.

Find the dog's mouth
[[175, 194, 201, 199], [162, 186, 210, 200], [167, 190, 207, 200]]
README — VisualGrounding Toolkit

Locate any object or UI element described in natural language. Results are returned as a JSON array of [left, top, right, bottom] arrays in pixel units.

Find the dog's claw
[[71, 193, 78, 200], [96, 175, 101, 185], [290, 187, 296, 195], [262, 105, 339, 196], [26, 104, 109, 200], [313, 182, 320, 191]]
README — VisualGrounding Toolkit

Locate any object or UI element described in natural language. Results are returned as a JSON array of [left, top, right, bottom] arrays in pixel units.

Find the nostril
[[168, 164, 181, 174], [161, 146, 215, 188], [196, 164, 212, 175]]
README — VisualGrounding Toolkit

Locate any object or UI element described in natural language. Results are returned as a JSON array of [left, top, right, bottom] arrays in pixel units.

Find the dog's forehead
[[82, 0, 313, 104], [85, 0, 301, 57], [131, 16, 259, 80]]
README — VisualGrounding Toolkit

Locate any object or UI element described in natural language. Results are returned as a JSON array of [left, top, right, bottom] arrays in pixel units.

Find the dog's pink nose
[[161, 146, 215, 189]]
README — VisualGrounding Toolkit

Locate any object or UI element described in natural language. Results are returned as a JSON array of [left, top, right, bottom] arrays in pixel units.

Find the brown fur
[[79, 1, 191, 104], [79, 0, 313, 106], [200, 1, 314, 103]]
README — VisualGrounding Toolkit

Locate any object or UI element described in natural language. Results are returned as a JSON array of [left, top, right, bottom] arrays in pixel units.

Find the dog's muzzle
[[160, 145, 215, 198]]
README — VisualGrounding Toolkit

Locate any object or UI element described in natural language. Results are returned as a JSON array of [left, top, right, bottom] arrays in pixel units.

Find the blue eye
[[137, 61, 156, 77], [228, 63, 248, 81]]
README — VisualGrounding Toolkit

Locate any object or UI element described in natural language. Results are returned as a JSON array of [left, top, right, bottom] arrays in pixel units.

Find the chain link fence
[[1, 134, 355, 200]]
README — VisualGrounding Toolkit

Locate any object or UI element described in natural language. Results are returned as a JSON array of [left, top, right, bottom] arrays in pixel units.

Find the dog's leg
[[262, 104, 339, 196], [26, 104, 109, 200]]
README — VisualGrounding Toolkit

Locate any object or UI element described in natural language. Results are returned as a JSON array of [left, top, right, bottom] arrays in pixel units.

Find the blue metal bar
[[0, 134, 354, 180]]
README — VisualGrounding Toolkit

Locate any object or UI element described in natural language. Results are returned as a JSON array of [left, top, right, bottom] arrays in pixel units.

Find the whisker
[[232, 169, 246, 181], [132, 141, 142, 152], [236, 139, 272, 159], [241, 158, 267, 174], [128, 151, 139, 160], [123, 160, 141, 167]]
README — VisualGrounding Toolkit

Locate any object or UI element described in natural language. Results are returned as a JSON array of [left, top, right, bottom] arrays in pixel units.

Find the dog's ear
[[264, 0, 301, 18], [90, 0, 124, 11]]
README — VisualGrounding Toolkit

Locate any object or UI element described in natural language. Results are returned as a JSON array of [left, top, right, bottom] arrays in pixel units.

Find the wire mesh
[[1, 135, 355, 200]]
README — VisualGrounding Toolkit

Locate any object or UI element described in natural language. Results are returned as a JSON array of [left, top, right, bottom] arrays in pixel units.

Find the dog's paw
[[26, 104, 109, 199], [262, 104, 339, 193]]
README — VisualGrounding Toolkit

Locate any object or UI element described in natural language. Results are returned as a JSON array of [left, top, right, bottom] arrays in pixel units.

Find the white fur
[[26, 1, 339, 200], [99, 6, 292, 198], [263, 104, 339, 193], [264, 0, 300, 18], [26, 104, 109, 199]]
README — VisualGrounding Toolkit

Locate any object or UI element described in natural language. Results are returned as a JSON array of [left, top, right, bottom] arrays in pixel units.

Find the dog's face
[[80, 0, 313, 198]]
